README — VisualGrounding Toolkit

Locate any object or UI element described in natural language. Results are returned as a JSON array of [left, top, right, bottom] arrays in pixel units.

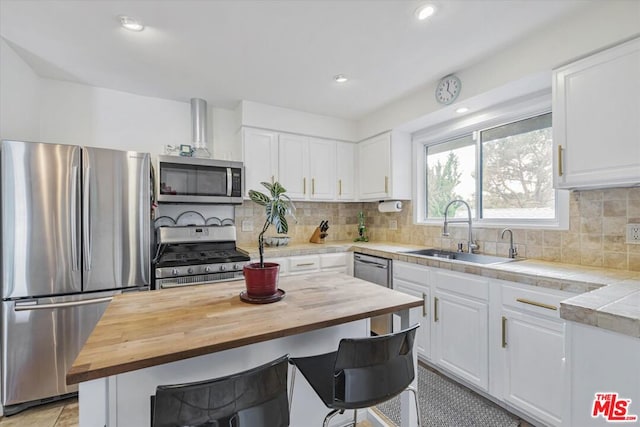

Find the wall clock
[[435, 74, 461, 105]]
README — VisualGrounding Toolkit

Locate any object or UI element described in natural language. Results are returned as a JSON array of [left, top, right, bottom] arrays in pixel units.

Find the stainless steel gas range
[[154, 225, 250, 290]]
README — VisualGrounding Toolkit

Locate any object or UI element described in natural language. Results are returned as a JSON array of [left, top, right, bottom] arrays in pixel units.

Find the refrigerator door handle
[[14, 297, 113, 311], [70, 165, 80, 271], [83, 166, 92, 270]]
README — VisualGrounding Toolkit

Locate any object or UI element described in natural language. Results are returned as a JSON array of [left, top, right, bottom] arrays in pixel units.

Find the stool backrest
[[333, 324, 419, 408], [152, 355, 289, 427]]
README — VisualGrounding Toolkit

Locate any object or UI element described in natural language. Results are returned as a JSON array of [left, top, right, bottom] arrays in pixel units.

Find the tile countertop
[[239, 241, 640, 338]]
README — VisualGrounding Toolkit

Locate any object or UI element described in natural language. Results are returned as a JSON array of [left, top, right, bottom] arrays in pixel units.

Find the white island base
[[79, 318, 418, 427]]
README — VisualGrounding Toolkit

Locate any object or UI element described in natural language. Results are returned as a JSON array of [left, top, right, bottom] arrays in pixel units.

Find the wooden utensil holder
[[309, 227, 325, 244]]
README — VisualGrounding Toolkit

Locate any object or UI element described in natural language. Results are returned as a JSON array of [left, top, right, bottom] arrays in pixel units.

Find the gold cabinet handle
[[303, 177, 306, 195], [338, 179, 342, 196], [501, 316, 507, 348], [422, 293, 427, 317], [312, 178, 315, 195], [434, 296, 439, 322], [296, 262, 315, 267], [558, 145, 563, 177], [384, 176, 389, 194], [516, 298, 557, 311]]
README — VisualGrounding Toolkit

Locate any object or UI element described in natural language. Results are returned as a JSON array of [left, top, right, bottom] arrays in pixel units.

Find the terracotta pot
[[243, 262, 280, 297]]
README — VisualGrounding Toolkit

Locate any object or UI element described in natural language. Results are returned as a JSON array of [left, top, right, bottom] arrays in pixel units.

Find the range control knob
[[219, 265, 227, 272], [204, 266, 211, 273], [187, 267, 194, 274], [233, 264, 240, 270], [171, 268, 179, 276]]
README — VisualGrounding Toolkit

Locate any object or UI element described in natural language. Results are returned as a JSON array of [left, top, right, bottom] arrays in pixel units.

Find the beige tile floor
[[0, 398, 78, 427], [0, 398, 374, 427]]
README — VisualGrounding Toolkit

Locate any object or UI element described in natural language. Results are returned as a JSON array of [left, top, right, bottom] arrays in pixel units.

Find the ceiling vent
[[190, 98, 210, 158]]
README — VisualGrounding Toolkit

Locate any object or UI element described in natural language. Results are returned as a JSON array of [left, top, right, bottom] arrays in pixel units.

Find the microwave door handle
[[226, 168, 232, 196]]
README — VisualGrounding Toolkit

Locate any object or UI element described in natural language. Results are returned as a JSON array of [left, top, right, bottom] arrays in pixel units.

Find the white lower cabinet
[[501, 308, 564, 426], [392, 261, 431, 360], [433, 270, 489, 391], [497, 281, 572, 426], [393, 279, 430, 360], [392, 261, 574, 426]]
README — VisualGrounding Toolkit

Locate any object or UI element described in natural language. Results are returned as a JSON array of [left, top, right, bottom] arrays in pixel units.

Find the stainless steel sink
[[403, 248, 518, 265]]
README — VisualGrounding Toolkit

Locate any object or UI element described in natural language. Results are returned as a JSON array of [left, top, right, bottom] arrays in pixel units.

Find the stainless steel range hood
[[190, 98, 211, 158]]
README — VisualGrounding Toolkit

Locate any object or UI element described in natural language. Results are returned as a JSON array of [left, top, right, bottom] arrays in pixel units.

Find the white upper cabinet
[[335, 142, 356, 200], [308, 138, 336, 200], [279, 135, 336, 201], [242, 128, 278, 197], [243, 127, 342, 201], [278, 133, 308, 199], [553, 37, 640, 189], [358, 131, 411, 200]]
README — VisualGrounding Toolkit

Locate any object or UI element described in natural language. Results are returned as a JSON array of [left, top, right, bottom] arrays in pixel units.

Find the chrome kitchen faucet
[[442, 199, 478, 254]]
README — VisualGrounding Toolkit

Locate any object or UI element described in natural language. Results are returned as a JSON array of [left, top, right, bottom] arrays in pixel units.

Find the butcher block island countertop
[[66, 272, 422, 386]]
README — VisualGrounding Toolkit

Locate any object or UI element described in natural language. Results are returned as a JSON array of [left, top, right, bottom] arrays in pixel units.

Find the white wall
[[240, 100, 357, 142], [212, 106, 241, 161], [39, 79, 190, 160], [357, 0, 640, 140], [0, 38, 40, 141]]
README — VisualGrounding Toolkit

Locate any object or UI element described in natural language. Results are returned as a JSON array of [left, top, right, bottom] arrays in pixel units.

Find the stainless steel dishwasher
[[353, 253, 392, 335]]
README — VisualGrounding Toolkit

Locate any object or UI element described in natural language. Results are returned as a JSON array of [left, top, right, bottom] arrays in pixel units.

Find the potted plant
[[243, 181, 296, 297]]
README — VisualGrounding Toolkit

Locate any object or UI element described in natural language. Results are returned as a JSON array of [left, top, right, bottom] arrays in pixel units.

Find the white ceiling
[[0, 0, 590, 120]]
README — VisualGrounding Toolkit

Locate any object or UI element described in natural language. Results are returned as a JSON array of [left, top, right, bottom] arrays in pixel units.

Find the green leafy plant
[[248, 181, 296, 267]]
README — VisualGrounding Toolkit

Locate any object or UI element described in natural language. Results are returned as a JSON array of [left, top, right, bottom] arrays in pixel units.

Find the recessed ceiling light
[[455, 107, 469, 114], [415, 4, 436, 21], [119, 15, 145, 32], [334, 74, 348, 83]]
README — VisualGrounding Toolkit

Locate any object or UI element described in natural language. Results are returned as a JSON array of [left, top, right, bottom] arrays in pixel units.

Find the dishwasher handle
[[354, 258, 389, 269]]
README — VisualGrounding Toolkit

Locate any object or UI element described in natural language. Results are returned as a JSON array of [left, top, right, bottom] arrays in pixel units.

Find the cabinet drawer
[[320, 253, 348, 269], [393, 261, 429, 284], [501, 282, 573, 319], [288, 255, 320, 273], [434, 269, 488, 301]]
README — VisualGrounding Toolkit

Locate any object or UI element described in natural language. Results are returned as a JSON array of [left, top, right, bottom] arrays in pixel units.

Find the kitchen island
[[67, 272, 423, 427]]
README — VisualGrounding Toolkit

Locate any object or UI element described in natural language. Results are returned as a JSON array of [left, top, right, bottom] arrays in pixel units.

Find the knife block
[[309, 227, 325, 244]]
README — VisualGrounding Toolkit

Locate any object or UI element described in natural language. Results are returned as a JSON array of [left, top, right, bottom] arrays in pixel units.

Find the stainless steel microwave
[[156, 155, 244, 204]]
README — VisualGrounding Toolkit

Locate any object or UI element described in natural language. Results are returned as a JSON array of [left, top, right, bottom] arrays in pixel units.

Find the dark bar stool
[[289, 324, 421, 427], [151, 354, 289, 427]]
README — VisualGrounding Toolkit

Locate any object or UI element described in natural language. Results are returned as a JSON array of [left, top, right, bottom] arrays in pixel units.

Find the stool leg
[[323, 409, 342, 427], [353, 409, 358, 426], [406, 385, 421, 427], [288, 365, 297, 411]]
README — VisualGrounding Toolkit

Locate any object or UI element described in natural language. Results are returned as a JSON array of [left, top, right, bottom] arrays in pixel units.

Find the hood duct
[[190, 98, 210, 158]]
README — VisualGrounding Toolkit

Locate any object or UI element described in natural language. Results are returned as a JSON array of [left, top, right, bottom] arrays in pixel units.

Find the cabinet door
[[242, 128, 278, 197], [502, 309, 565, 426], [358, 133, 390, 200], [278, 134, 309, 199], [336, 142, 356, 200], [553, 38, 640, 188], [433, 290, 489, 390], [308, 138, 336, 200], [394, 279, 430, 360]]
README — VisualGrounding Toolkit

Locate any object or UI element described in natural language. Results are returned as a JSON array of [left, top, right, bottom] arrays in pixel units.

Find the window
[[422, 112, 564, 226]]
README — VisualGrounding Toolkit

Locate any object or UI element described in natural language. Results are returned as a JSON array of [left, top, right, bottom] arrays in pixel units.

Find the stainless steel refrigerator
[[0, 140, 150, 414]]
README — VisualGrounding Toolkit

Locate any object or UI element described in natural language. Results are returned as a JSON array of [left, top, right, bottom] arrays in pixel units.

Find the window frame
[[412, 91, 569, 230]]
